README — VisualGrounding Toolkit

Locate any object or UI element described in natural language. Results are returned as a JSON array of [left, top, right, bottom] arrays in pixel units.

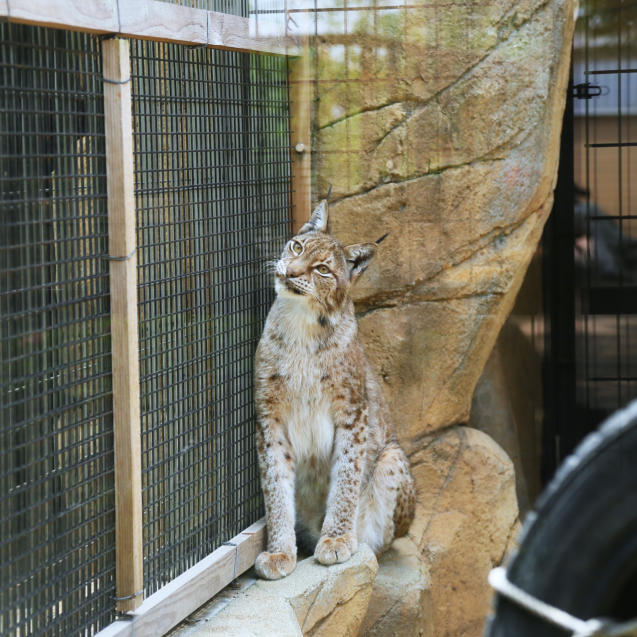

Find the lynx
[[254, 199, 415, 580]]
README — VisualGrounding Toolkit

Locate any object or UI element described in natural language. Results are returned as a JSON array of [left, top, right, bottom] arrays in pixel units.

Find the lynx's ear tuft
[[298, 199, 328, 234], [375, 232, 390, 245], [343, 242, 376, 283]]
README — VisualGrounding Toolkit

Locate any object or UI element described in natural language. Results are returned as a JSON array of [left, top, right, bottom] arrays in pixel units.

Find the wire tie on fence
[[222, 541, 239, 578], [104, 76, 131, 85], [105, 247, 136, 261], [114, 588, 143, 604]]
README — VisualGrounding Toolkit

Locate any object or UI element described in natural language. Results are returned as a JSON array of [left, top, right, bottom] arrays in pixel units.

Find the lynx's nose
[[286, 264, 305, 278]]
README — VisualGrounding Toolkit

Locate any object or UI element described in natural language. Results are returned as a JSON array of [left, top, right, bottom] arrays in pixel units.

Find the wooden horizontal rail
[[96, 519, 266, 637], [2, 0, 299, 55]]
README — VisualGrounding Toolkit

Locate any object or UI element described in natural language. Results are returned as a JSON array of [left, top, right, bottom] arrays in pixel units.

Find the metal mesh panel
[[131, 41, 291, 593], [572, 0, 637, 440], [0, 23, 115, 637]]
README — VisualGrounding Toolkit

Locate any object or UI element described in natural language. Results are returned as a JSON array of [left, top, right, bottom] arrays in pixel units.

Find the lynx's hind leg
[[359, 441, 415, 555]]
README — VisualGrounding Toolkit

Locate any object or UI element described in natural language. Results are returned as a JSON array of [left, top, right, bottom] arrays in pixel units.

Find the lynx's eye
[[315, 264, 331, 276], [290, 241, 303, 255]]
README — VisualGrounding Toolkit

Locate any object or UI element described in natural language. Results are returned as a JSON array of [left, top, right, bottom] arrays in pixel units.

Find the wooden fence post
[[102, 37, 144, 614], [288, 38, 312, 233]]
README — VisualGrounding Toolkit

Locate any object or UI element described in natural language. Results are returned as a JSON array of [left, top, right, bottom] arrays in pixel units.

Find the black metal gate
[[544, 0, 637, 478]]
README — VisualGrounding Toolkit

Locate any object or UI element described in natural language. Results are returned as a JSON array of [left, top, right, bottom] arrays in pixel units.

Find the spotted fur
[[254, 200, 415, 580]]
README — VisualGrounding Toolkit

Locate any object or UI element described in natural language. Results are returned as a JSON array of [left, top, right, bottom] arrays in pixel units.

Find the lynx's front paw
[[255, 551, 296, 580], [314, 534, 358, 565]]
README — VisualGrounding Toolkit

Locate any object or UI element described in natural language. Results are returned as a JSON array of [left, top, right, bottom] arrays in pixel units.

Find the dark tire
[[486, 400, 637, 636]]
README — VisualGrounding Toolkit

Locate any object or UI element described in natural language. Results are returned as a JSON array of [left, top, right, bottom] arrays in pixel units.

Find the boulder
[[359, 537, 433, 637], [470, 319, 544, 513], [312, 0, 576, 437], [409, 426, 520, 637], [354, 204, 548, 444], [267, 544, 378, 636], [309, 1, 575, 633]]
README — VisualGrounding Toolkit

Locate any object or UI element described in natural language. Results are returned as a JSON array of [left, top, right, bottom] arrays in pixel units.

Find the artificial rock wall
[[309, 0, 576, 634]]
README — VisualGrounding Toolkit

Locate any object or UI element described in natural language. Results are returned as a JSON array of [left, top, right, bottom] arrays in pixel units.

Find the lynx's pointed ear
[[298, 199, 328, 234], [343, 243, 376, 282]]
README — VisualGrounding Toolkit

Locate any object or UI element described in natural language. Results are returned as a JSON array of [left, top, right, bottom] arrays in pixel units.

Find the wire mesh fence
[[0, 22, 116, 637], [1, 8, 292, 636], [131, 39, 291, 595]]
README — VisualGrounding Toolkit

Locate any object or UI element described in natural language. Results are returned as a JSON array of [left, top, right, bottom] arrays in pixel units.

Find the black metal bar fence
[[0, 10, 292, 637]]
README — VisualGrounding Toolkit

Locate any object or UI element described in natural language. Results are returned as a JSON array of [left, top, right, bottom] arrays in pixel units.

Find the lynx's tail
[[393, 469, 416, 538]]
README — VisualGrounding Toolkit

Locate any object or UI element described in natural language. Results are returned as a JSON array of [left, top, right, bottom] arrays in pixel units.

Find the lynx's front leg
[[315, 406, 367, 565], [254, 412, 297, 580]]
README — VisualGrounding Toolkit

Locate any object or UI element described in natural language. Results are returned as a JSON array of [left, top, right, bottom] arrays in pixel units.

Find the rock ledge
[[170, 545, 378, 637]]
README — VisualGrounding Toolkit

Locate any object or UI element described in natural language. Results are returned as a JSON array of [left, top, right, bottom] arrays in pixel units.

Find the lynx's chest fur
[[262, 299, 341, 463]]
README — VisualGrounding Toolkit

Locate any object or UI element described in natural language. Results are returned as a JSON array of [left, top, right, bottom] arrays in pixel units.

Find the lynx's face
[[274, 233, 350, 312], [273, 199, 379, 313]]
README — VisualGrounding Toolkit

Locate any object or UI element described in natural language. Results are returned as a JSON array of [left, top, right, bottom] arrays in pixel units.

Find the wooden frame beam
[[2, 0, 299, 55], [102, 36, 144, 614], [289, 36, 312, 233], [95, 519, 266, 637]]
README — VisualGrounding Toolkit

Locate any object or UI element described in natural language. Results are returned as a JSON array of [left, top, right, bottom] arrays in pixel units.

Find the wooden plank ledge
[[1, 0, 299, 55], [95, 519, 266, 637], [2, 0, 119, 33]]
